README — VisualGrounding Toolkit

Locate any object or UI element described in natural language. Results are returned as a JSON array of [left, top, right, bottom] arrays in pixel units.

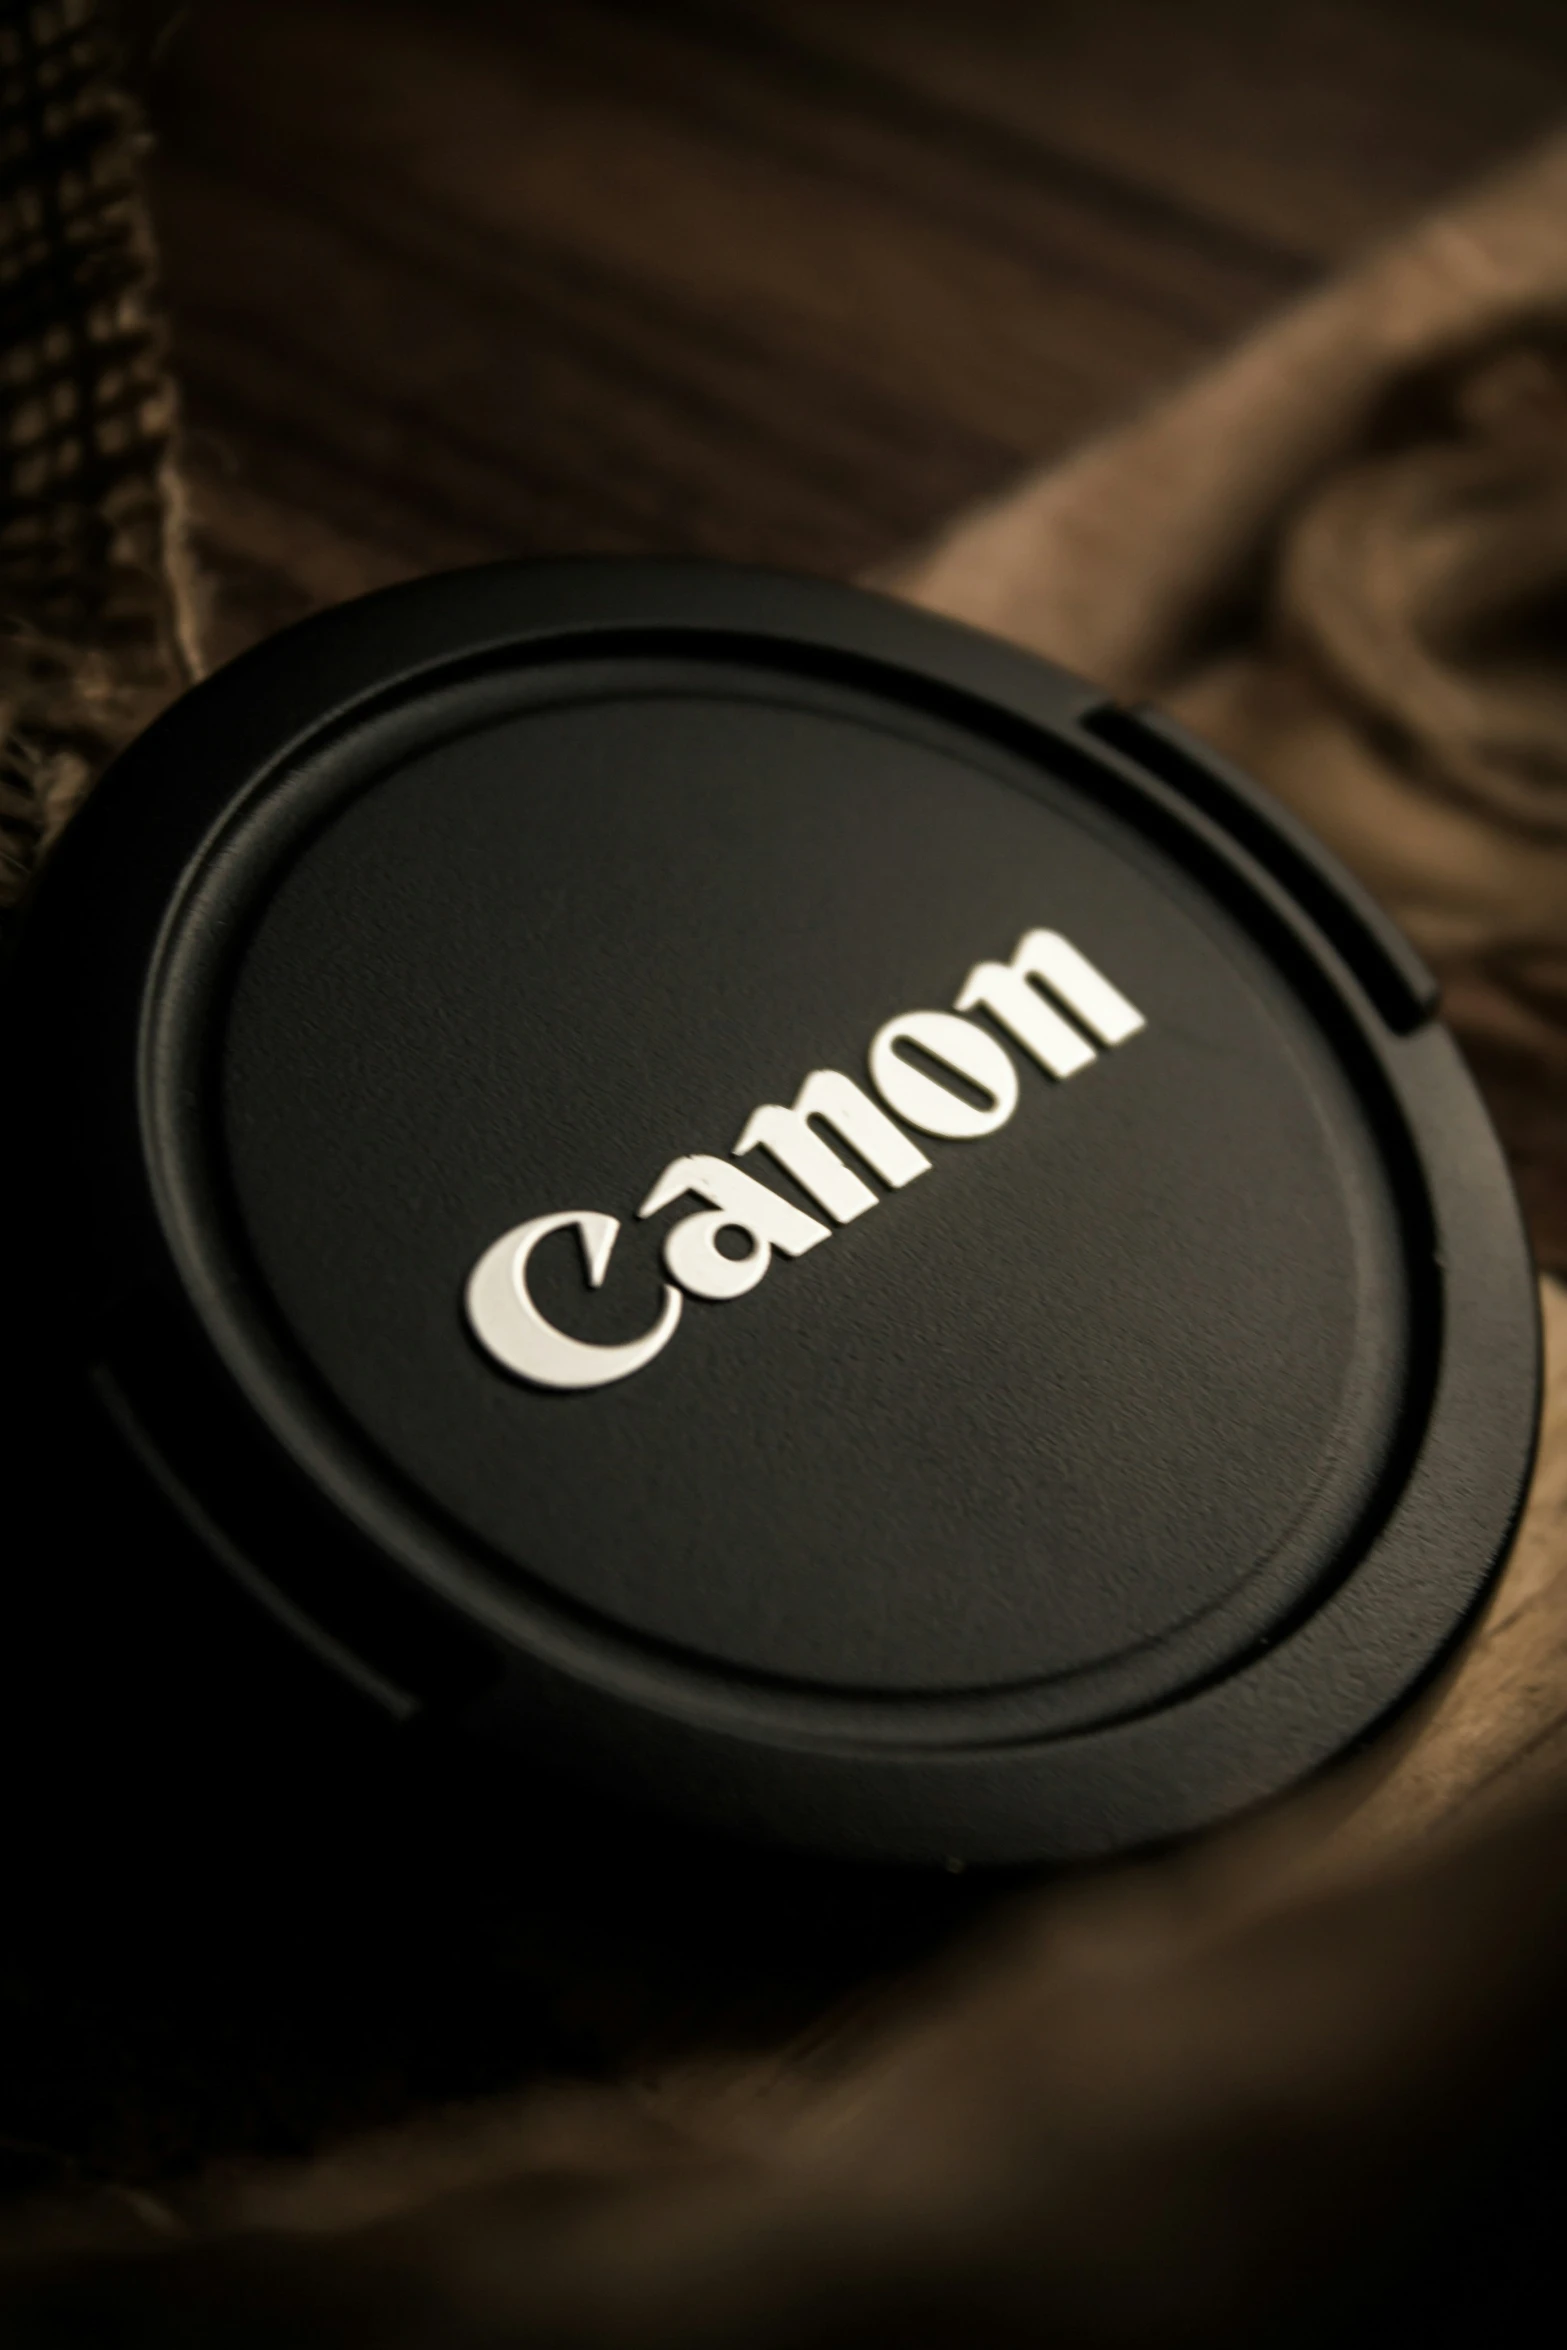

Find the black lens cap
[[2, 561, 1539, 1864]]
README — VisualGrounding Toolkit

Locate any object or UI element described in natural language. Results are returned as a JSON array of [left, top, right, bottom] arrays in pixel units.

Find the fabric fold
[[892, 131, 1567, 1265]]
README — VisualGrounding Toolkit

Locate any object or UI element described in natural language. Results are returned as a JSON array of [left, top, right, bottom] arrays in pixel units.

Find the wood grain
[[136, 0, 1567, 666]]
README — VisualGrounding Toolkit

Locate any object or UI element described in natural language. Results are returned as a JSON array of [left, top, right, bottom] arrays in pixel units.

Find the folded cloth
[[892, 132, 1567, 1272]]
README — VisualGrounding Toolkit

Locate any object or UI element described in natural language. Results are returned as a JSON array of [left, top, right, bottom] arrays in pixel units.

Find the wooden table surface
[[138, 0, 1567, 667]]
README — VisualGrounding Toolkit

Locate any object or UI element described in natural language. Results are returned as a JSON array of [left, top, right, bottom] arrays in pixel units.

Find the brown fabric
[[892, 129, 1567, 1273], [0, 0, 195, 911]]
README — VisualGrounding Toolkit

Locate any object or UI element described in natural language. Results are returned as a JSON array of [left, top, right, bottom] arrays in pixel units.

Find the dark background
[[134, 0, 1567, 666]]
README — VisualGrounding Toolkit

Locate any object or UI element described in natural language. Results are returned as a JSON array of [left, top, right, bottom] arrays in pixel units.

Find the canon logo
[[465, 929, 1145, 1391]]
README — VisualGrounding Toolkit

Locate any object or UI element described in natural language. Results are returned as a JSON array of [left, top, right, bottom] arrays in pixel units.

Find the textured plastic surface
[[0, 561, 1541, 1862]]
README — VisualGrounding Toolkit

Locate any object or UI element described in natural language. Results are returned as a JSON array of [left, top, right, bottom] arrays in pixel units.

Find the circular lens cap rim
[[4, 559, 1541, 1862]]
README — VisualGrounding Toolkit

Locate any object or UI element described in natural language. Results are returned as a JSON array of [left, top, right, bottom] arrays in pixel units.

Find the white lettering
[[736, 1069, 931, 1222], [465, 1211, 682, 1390], [464, 925, 1147, 1390], [959, 930, 1143, 1073], [867, 1010, 1019, 1140], [638, 1154, 831, 1301]]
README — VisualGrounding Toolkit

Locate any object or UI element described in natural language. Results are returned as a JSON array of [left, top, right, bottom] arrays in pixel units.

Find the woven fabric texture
[[0, 0, 193, 911]]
